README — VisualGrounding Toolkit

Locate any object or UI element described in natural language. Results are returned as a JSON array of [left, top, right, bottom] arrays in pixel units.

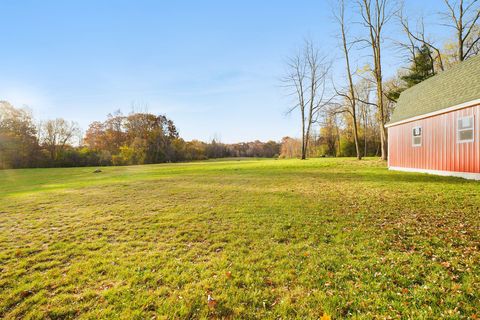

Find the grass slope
[[0, 158, 479, 319]]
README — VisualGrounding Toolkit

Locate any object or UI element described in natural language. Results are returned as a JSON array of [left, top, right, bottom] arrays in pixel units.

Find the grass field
[[0, 158, 479, 319]]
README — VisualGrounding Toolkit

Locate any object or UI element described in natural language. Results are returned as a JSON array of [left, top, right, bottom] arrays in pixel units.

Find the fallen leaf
[[321, 313, 331, 320], [207, 294, 217, 309], [264, 278, 274, 287]]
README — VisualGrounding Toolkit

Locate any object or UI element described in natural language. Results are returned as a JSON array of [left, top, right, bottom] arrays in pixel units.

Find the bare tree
[[282, 40, 332, 160], [334, 0, 362, 160], [397, 9, 444, 72], [40, 118, 81, 161], [441, 0, 480, 61], [357, 0, 395, 161], [464, 24, 480, 56]]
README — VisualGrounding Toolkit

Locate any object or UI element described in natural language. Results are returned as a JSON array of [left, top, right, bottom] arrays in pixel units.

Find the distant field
[[0, 158, 479, 319]]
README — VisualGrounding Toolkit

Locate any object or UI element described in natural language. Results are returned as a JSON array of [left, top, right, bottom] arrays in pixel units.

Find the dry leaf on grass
[[321, 313, 331, 320], [207, 294, 217, 309]]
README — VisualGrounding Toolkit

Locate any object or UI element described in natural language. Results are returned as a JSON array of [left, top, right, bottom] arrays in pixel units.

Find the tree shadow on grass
[[276, 168, 479, 185]]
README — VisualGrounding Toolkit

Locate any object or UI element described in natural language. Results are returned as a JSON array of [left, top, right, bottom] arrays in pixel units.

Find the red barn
[[386, 55, 480, 180]]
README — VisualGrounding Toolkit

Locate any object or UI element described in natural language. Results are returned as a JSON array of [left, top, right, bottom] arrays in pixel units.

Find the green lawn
[[0, 158, 479, 319]]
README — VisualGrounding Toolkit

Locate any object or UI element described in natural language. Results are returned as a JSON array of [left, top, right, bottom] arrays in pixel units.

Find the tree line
[[283, 0, 479, 160], [1, 0, 478, 168], [0, 102, 280, 169]]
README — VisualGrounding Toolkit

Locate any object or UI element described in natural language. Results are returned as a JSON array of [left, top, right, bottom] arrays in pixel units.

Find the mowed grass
[[0, 158, 479, 319]]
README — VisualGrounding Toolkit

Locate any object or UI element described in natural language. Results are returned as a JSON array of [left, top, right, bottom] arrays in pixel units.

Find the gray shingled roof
[[389, 54, 480, 124]]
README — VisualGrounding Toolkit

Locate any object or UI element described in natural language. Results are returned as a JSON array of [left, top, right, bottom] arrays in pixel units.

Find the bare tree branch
[[282, 40, 332, 159]]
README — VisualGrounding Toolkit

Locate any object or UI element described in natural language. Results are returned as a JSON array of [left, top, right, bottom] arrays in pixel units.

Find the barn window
[[412, 126, 422, 147], [457, 116, 474, 143]]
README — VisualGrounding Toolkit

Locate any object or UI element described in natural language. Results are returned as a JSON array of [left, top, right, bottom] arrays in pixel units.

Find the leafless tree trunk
[[335, 0, 362, 160], [363, 107, 368, 157], [335, 116, 342, 156], [442, 0, 480, 61], [358, 0, 394, 161], [356, 79, 373, 157], [282, 40, 332, 160]]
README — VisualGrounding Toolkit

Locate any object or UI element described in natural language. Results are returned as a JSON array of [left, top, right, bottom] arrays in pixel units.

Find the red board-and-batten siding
[[387, 102, 480, 180]]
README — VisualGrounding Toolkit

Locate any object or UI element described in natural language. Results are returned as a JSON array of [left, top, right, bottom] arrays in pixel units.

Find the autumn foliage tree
[[0, 101, 39, 168], [84, 111, 180, 165], [40, 118, 81, 161]]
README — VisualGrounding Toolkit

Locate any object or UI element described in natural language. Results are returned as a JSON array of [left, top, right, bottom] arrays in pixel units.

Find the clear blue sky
[[1, 0, 448, 142]]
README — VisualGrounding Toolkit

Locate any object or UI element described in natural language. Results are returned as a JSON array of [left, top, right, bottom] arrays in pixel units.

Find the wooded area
[[0, 103, 280, 169], [1, 0, 479, 168]]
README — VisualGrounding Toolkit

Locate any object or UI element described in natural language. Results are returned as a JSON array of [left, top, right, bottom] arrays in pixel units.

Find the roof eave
[[385, 98, 480, 128]]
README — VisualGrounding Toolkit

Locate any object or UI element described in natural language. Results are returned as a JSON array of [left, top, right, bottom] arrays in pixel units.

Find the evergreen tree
[[387, 44, 436, 102], [401, 44, 435, 87]]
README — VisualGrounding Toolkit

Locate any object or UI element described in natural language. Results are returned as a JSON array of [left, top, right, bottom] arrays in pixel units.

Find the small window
[[457, 116, 474, 143], [412, 126, 422, 147]]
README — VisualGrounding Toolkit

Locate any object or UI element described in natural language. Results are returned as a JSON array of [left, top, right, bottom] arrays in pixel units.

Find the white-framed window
[[412, 126, 422, 147], [457, 115, 474, 143]]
